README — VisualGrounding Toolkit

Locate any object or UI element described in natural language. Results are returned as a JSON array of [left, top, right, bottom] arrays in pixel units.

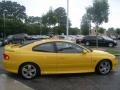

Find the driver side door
[[55, 41, 92, 73]]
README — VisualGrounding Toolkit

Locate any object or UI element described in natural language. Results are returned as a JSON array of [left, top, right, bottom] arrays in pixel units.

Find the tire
[[19, 63, 40, 79], [96, 60, 112, 75], [85, 41, 90, 46], [108, 43, 114, 47]]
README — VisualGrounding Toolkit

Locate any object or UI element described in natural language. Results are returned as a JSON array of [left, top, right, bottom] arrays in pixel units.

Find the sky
[[3, 0, 120, 29]]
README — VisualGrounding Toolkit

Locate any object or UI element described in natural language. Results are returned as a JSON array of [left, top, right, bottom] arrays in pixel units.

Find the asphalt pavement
[[0, 40, 120, 90]]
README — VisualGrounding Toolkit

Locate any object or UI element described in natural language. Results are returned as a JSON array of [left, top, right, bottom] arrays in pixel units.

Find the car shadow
[[6, 71, 116, 80]]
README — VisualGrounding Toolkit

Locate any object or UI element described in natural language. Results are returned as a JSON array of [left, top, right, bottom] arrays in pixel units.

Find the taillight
[[3, 53, 10, 60]]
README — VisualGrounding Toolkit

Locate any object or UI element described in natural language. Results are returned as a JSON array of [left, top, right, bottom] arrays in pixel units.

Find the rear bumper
[[3, 60, 18, 74]]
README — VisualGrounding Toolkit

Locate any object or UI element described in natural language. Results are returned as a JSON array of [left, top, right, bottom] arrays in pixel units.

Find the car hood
[[92, 50, 115, 58]]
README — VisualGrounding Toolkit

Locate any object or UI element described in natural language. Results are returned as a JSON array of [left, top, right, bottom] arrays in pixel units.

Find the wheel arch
[[18, 62, 41, 76], [95, 59, 112, 72]]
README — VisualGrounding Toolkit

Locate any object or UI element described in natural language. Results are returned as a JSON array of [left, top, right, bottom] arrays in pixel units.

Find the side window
[[97, 36, 103, 40], [56, 42, 83, 53], [90, 36, 96, 40], [33, 43, 55, 52], [85, 36, 95, 40]]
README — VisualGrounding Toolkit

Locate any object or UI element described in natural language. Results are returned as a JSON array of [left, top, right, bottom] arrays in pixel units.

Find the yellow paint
[[3, 39, 118, 75]]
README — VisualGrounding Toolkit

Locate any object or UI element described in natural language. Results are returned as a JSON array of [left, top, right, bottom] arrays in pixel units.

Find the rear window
[[33, 42, 55, 52]]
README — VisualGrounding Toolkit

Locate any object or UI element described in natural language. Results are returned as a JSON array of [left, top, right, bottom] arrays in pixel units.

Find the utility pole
[[3, 9, 7, 40], [66, 0, 69, 36]]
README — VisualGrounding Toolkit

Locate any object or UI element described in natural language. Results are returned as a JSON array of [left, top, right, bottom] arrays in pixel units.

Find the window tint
[[33, 43, 55, 52], [56, 42, 83, 53], [97, 36, 103, 40], [85, 36, 96, 40]]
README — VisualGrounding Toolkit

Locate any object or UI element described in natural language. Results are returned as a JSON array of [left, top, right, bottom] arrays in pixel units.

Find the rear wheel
[[19, 63, 40, 79], [96, 60, 112, 75]]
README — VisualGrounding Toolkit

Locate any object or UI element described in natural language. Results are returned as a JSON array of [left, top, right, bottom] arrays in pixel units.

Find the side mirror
[[82, 50, 88, 54]]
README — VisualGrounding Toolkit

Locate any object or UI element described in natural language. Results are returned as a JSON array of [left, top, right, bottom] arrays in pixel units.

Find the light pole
[[3, 9, 7, 40], [66, 0, 69, 36]]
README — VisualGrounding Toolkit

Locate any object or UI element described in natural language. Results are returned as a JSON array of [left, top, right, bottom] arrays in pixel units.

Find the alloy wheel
[[21, 64, 37, 79]]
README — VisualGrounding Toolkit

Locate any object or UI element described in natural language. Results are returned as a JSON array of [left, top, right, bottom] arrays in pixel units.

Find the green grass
[[106, 49, 120, 55]]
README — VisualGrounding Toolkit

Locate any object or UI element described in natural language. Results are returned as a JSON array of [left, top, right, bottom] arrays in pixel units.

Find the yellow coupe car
[[3, 39, 118, 79]]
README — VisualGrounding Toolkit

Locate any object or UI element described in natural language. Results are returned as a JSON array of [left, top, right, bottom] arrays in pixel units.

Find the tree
[[41, 7, 71, 35], [115, 28, 120, 38], [25, 16, 41, 24], [41, 8, 57, 27], [87, 0, 109, 47], [0, 1, 26, 21], [98, 27, 106, 34], [0, 1, 27, 37], [115, 28, 120, 36], [41, 8, 57, 35], [54, 7, 66, 27], [107, 27, 115, 36], [87, 0, 109, 26], [69, 28, 80, 35], [54, 7, 71, 34], [80, 14, 91, 35]]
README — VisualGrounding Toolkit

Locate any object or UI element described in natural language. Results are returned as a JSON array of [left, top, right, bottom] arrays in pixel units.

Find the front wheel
[[108, 43, 114, 47], [96, 60, 112, 75], [85, 41, 90, 46], [19, 63, 39, 79]]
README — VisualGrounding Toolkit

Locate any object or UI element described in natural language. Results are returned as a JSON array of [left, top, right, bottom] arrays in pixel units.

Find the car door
[[55, 41, 92, 73], [86, 36, 96, 45], [97, 36, 105, 46], [32, 42, 57, 74]]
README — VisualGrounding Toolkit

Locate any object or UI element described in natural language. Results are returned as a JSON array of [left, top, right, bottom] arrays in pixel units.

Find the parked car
[[76, 35, 85, 44], [6, 34, 25, 44], [81, 36, 117, 47], [2, 34, 30, 45], [3, 39, 118, 79]]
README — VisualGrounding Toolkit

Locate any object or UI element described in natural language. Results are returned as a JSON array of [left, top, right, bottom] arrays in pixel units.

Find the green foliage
[[115, 28, 120, 35], [0, 17, 26, 37], [0, 1, 27, 37], [107, 27, 115, 36], [54, 7, 71, 27], [98, 27, 106, 34], [87, 0, 109, 25], [80, 14, 90, 35], [106, 49, 120, 55], [0, 1, 26, 21], [107, 28, 120, 37], [69, 28, 80, 35], [41, 8, 57, 27], [0, 1, 73, 36], [26, 16, 41, 24], [41, 7, 71, 35]]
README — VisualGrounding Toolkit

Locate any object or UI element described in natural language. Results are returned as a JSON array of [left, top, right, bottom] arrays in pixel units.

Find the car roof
[[22, 39, 73, 49]]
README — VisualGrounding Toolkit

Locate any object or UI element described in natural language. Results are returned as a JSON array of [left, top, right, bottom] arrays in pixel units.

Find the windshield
[[102, 36, 113, 41]]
